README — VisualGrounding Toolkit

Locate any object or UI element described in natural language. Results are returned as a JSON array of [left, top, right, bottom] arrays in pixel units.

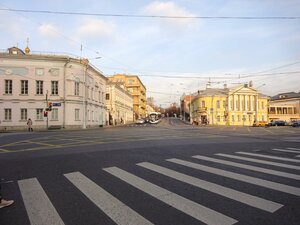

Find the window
[[242, 115, 246, 122], [75, 82, 80, 96], [237, 115, 241, 122], [51, 81, 58, 95], [21, 80, 28, 94], [36, 108, 43, 120], [75, 109, 80, 121], [91, 88, 94, 100], [5, 109, 12, 120], [128, 79, 134, 84], [51, 108, 58, 120], [36, 81, 43, 95], [231, 115, 235, 122], [223, 100, 226, 108], [261, 102, 265, 110], [248, 115, 252, 121], [217, 115, 220, 122], [201, 101, 205, 108], [106, 93, 110, 100], [21, 108, 27, 120], [5, 80, 12, 94], [216, 100, 220, 109], [262, 115, 265, 121]]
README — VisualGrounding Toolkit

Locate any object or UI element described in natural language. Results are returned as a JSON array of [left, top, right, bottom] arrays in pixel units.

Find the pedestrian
[[27, 118, 33, 132], [0, 183, 14, 209]]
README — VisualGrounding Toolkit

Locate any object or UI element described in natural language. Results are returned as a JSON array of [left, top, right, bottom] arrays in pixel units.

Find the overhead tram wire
[[0, 3, 143, 76], [0, 8, 300, 20]]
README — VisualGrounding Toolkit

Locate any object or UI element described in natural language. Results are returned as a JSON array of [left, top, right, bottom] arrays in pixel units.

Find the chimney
[[249, 80, 253, 87], [206, 82, 211, 89]]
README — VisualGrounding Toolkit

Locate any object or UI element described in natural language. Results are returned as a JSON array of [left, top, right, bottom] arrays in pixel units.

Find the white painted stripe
[[272, 148, 300, 154], [167, 158, 300, 197], [236, 152, 300, 163], [18, 178, 65, 225], [216, 153, 300, 170], [104, 166, 237, 225], [64, 172, 153, 225], [287, 148, 300, 151], [297, 155, 300, 158], [137, 162, 282, 213], [193, 155, 300, 181]]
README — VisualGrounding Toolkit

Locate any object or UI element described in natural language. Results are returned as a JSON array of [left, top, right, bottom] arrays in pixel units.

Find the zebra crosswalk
[[15, 147, 300, 225]]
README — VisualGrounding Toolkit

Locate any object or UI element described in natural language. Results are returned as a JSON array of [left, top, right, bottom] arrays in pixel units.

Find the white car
[[135, 118, 145, 124]]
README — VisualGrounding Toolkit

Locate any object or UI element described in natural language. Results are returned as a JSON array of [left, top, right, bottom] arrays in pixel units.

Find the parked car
[[253, 121, 268, 127], [135, 118, 149, 124], [291, 120, 300, 127], [268, 120, 286, 126]]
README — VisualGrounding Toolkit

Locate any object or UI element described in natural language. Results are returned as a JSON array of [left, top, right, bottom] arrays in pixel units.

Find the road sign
[[52, 103, 61, 107]]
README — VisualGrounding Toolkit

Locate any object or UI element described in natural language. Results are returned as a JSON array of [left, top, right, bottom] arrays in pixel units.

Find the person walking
[[0, 183, 14, 209], [27, 118, 33, 132]]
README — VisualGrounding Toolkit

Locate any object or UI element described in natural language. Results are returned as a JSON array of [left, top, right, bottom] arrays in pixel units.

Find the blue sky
[[1, 0, 300, 107]]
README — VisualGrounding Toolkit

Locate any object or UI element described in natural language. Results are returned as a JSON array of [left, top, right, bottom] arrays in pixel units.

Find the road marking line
[[247, 127, 251, 133], [193, 155, 300, 181], [263, 128, 274, 134], [167, 158, 300, 197], [236, 152, 300, 163], [216, 153, 300, 170], [104, 166, 237, 225], [64, 172, 153, 225], [272, 148, 300, 154], [137, 162, 282, 213], [287, 148, 300, 151], [18, 178, 65, 225], [0, 149, 9, 152]]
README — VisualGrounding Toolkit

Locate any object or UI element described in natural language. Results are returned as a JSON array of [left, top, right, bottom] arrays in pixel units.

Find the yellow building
[[108, 74, 146, 119], [191, 84, 269, 126]]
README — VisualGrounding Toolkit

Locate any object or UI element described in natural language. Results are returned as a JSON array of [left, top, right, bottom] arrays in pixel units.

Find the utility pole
[[46, 90, 49, 130]]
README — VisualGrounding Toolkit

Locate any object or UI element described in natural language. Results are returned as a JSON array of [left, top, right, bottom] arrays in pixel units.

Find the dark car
[[291, 120, 300, 127], [268, 120, 286, 126]]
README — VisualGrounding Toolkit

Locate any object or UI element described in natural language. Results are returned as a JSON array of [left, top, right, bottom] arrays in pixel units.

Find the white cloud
[[143, 1, 197, 28], [76, 19, 115, 39], [38, 24, 61, 39]]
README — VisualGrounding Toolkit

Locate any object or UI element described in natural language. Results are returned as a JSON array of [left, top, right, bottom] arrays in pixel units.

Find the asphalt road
[[0, 118, 300, 225]]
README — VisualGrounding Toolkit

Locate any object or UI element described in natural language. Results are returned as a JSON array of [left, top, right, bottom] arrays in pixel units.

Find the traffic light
[[44, 111, 48, 117], [48, 102, 52, 111]]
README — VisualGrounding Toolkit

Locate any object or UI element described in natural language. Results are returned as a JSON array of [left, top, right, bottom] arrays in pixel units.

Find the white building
[[0, 47, 107, 130], [106, 81, 134, 125]]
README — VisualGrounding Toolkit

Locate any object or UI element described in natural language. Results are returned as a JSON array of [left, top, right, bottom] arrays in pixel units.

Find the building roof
[[1, 47, 107, 80], [270, 92, 300, 101]]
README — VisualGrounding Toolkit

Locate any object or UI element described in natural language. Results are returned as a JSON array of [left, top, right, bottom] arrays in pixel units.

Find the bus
[[148, 112, 162, 124]]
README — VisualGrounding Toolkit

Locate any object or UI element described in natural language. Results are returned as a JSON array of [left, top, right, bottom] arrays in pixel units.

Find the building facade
[[0, 47, 107, 131], [106, 81, 134, 125], [108, 74, 146, 119], [190, 84, 269, 126], [269, 92, 300, 122]]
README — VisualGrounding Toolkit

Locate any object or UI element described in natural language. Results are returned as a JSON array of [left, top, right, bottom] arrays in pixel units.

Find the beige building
[[108, 74, 146, 119], [190, 83, 269, 126], [0, 47, 107, 130], [269, 92, 300, 122], [106, 81, 134, 125]]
